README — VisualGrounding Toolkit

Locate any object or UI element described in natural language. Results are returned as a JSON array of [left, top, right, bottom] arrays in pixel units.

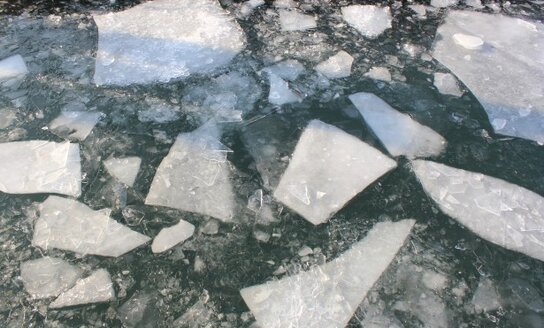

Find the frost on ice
[[267, 73, 301, 106], [349, 92, 446, 159], [145, 125, 236, 222], [274, 120, 397, 225], [0, 54, 28, 81], [314, 51, 354, 79], [151, 219, 195, 253], [0, 141, 81, 196], [278, 9, 317, 32], [93, 0, 246, 86], [20, 257, 82, 299], [103, 156, 141, 187], [412, 160, 544, 262], [240, 219, 415, 328], [48, 111, 104, 141], [433, 72, 463, 97], [49, 269, 115, 309], [32, 196, 150, 257], [433, 11, 544, 143], [341, 5, 392, 38]]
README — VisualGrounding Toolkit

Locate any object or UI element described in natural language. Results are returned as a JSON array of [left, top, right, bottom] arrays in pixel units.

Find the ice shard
[[349, 92, 446, 159], [314, 51, 353, 79], [48, 111, 104, 141], [0, 54, 28, 81], [274, 120, 397, 225], [341, 5, 392, 38], [267, 73, 301, 106], [103, 156, 141, 187], [20, 257, 83, 299], [412, 160, 544, 262], [240, 219, 415, 328], [151, 219, 195, 253], [32, 196, 150, 257], [49, 269, 115, 309]]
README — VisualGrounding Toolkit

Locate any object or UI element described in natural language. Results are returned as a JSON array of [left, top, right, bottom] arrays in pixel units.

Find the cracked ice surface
[[341, 5, 392, 38], [274, 120, 397, 225], [32, 196, 150, 257], [151, 219, 195, 253], [103, 156, 141, 187], [240, 219, 415, 328], [0, 54, 28, 81], [433, 11, 544, 143], [412, 160, 544, 262], [48, 111, 103, 141], [20, 257, 82, 299], [349, 92, 447, 159], [92, 0, 246, 86], [0, 141, 81, 196], [49, 269, 115, 309], [314, 50, 353, 79]]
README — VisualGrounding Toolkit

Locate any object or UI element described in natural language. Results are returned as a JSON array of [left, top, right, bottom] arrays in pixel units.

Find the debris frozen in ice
[[472, 278, 501, 313], [0, 140, 81, 196], [274, 120, 397, 225], [93, 0, 246, 85], [314, 51, 353, 79], [267, 73, 301, 106], [412, 160, 544, 262], [433, 11, 544, 143], [431, 0, 458, 8], [138, 98, 180, 123], [263, 59, 305, 81], [364, 66, 392, 82], [20, 257, 83, 299], [32, 196, 150, 257], [349, 92, 446, 158], [145, 125, 236, 221], [49, 269, 115, 309], [103, 156, 141, 187], [433, 72, 463, 97], [278, 9, 316, 32], [0, 54, 28, 81], [341, 5, 392, 38], [48, 111, 104, 141], [151, 219, 195, 253], [240, 219, 415, 328]]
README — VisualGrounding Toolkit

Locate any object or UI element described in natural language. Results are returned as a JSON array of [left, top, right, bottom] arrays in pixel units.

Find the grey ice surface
[[49, 269, 115, 309], [103, 156, 141, 187], [151, 219, 195, 253], [0, 54, 28, 81], [314, 50, 353, 79], [341, 5, 392, 38], [48, 111, 103, 141], [20, 257, 82, 299]]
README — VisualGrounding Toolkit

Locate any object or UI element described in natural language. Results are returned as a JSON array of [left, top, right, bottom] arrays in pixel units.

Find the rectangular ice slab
[[48, 111, 103, 141], [341, 5, 392, 38], [274, 120, 397, 225], [32, 196, 150, 257], [433, 11, 544, 143], [412, 160, 544, 262], [20, 257, 82, 299], [0, 54, 28, 81], [103, 156, 141, 187], [349, 92, 446, 159], [0, 141, 81, 197], [49, 269, 114, 309], [93, 0, 246, 86], [240, 219, 415, 328]]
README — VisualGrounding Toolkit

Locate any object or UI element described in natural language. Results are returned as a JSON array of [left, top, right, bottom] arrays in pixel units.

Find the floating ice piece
[[263, 59, 305, 81], [240, 219, 415, 328], [267, 73, 301, 106], [314, 51, 353, 79], [274, 120, 397, 225], [151, 220, 195, 253], [0, 141, 81, 196], [364, 66, 391, 82], [278, 10, 316, 32], [0, 54, 28, 81], [20, 257, 82, 299], [349, 92, 446, 159], [341, 5, 392, 38], [48, 111, 103, 141], [145, 125, 236, 221], [433, 72, 463, 97], [103, 156, 141, 187], [93, 0, 246, 86], [431, 0, 458, 8], [472, 278, 501, 313], [409, 4, 427, 18], [49, 269, 114, 309], [32, 196, 150, 257], [412, 160, 544, 262], [433, 11, 544, 143]]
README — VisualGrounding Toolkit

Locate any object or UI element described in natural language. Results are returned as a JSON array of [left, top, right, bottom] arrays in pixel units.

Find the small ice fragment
[[263, 59, 305, 81], [341, 5, 392, 38], [20, 257, 82, 299], [0, 109, 17, 129], [273, 0, 296, 8], [297, 246, 313, 257], [200, 219, 220, 235], [48, 111, 104, 141], [278, 10, 316, 32], [49, 269, 115, 309], [431, 0, 458, 8], [433, 72, 463, 97], [409, 4, 427, 18], [452, 33, 484, 50], [422, 270, 448, 291], [151, 220, 195, 253], [248, 189, 264, 213], [239, 0, 265, 17], [472, 278, 501, 313], [364, 67, 391, 82], [0, 54, 28, 81], [267, 73, 301, 106], [314, 51, 354, 79], [465, 0, 483, 8], [173, 299, 213, 326], [103, 156, 141, 187], [118, 292, 158, 327]]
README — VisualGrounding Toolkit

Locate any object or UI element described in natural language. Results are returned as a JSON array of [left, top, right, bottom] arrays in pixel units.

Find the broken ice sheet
[[49, 269, 115, 309], [32, 196, 150, 257], [341, 5, 392, 38], [240, 219, 415, 328], [103, 156, 141, 187], [0, 54, 28, 81], [20, 257, 82, 299], [48, 111, 104, 141], [412, 160, 544, 262], [278, 9, 317, 32], [433, 11, 544, 143], [93, 0, 246, 86], [349, 92, 446, 159], [314, 50, 353, 79], [151, 219, 195, 253], [274, 120, 397, 225], [0, 140, 81, 196]]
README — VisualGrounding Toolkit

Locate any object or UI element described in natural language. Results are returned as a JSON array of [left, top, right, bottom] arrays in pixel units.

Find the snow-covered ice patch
[[151, 219, 195, 253], [20, 257, 82, 299], [0, 54, 28, 81], [314, 50, 353, 79], [278, 10, 316, 32], [48, 111, 104, 141], [341, 5, 392, 38], [49, 269, 114, 309], [103, 156, 141, 187]]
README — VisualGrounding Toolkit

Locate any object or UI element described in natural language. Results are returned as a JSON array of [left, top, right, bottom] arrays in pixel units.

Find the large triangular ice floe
[[49, 269, 115, 309]]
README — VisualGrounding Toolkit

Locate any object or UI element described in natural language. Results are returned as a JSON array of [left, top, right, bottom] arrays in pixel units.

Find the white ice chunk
[[0, 55, 28, 81], [145, 125, 236, 221], [0, 141, 81, 196], [433, 11, 544, 143], [409, 4, 427, 18], [49, 269, 114, 309], [267, 73, 301, 106], [364, 66, 391, 82], [151, 219, 195, 253], [240, 219, 415, 328], [274, 120, 397, 225], [263, 59, 305, 81], [472, 278, 501, 313], [431, 0, 458, 8], [48, 111, 104, 141], [315, 51, 354, 79], [103, 156, 141, 187], [341, 5, 392, 38], [412, 160, 544, 262], [93, 0, 246, 86], [278, 10, 316, 32], [32, 196, 150, 257], [433, 72, 463, 97], [20, 257, 83, 299], [349, 92, 446, 158]]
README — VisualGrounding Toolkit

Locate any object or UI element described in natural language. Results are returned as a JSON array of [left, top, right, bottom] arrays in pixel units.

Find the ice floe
[[364, 66, 391, 82], [49, 269, 115, 309], [267, 73, 301, 106], [20, 257, 82, 299], [433, 72, 463, 97], [412, 160, 544, 262], [32, 196, 150, 257], [48, 111, 103, 141], [314, 50, 353, 79], [0, 141, 81, 196], [274, 120, 397, 225], [278, 10, 316, 32], [93, 0, 246, 85], [240, 219, 415, 328], [433, 11, 544, 143], [151, 219, 195, 253], [0, 54, 28, 81], [341, 5, 392, 38], [103, 156, 141, 187], [263, 59, 305, 81], [349, 92, 447, 158]]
